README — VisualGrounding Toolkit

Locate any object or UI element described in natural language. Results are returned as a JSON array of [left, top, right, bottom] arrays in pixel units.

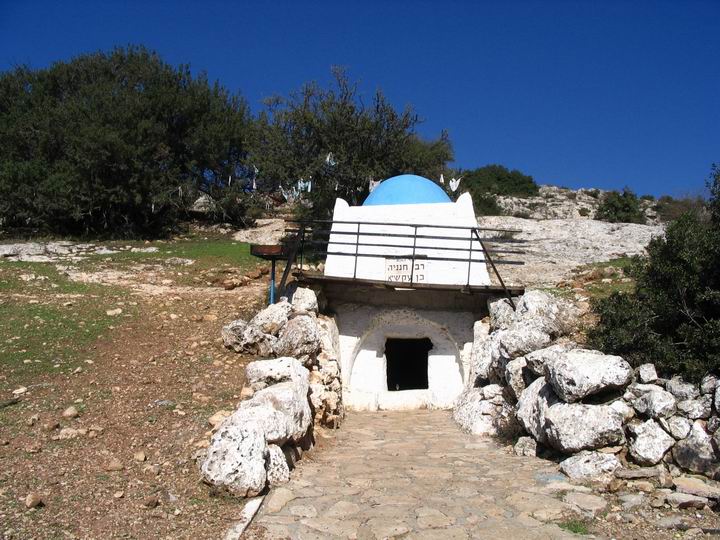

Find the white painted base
[[335, 304, 475, 411]]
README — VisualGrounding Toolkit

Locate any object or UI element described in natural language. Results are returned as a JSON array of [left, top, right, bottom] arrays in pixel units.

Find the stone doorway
[[385, 337, 432, 391]]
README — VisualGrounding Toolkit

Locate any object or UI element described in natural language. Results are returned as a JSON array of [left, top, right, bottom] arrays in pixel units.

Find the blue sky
[[1, 0, 718, 197]]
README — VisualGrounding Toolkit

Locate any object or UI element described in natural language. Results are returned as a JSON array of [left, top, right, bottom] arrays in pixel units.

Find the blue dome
[[363, 174, 451, 206]]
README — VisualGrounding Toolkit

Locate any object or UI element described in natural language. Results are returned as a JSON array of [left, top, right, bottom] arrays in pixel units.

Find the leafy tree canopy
[[249, 68, 453, 219], [0, 45, 253, 236], [589, 166, 720, 381], [594, 188, 646, 224], [455, 164, 538, 216]]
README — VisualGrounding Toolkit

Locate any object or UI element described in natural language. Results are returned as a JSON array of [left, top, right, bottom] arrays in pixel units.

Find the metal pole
[[409, 225, 418, 285], [269, 258, 276, 304]]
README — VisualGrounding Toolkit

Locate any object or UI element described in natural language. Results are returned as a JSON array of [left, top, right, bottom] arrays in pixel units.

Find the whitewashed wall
[[334, 304, 474, 411], [324, 192, 491, 286]]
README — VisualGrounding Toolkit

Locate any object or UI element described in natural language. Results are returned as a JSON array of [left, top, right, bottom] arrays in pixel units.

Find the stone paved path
[[246, 410, 592, 539]]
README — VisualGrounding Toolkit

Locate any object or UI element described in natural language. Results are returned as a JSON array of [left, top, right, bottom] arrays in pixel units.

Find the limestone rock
[[316, 315, 340, 359], [700, 374, 718, 395], [250, 381, 312, 445], [516, 377, 560, 445], [468, 321, 492, 383], [637, 363, 658, 384], [266, 444, 290, 486], [274, 314, 321, 361], [221, 320, 247, 352], [245, 357, 307, 390], [659, 416, 692, 440], [200, 416, 268, 497], [666, 492, 709, 509], [666, 377, 700, 400], [677, 396, 712, 419], [545, 349, 632, 403], [545, 403, 625, 452], [290, 287, 318, 314], [632, 387, 676, 419], [672, 421, 720, 477], [559, 451, 621, 480], [245, 301, 290, 337], [488, 297, 515, 331], [513, 436, 538, 457], [453, 388, 502, 436], [524, 343, 575, 377], [495, 321, 552, 361], [505, 357, 530, 400], [513, 290, 577, 337], [627, 420, 675, 465], [239, 324, 277, 357], [609, 400, 635, 422], [673, 475, 720, 500], [716, 386, 720, 415]]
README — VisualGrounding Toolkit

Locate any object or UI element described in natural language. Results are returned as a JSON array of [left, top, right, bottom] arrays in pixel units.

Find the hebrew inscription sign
[[385, 259, 426, 283]]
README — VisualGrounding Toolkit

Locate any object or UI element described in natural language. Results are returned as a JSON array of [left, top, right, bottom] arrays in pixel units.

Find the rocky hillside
[[479, 215, 664, 287], [496, 185, 660, 224]]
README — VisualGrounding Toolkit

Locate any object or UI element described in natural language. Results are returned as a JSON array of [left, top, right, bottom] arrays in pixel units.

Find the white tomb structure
[[305, 174, 502, 411]]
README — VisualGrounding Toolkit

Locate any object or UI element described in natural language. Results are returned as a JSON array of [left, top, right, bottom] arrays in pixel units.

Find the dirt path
[[247, 410, 584, 539], [1, 271, 268, 539]]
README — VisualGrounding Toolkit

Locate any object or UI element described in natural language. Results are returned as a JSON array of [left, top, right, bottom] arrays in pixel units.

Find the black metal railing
[[279, 219, 525, 307]]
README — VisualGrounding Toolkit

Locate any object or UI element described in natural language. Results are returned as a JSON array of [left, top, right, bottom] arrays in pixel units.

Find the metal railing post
[[466, 228, 473, 287], [473, 227, 516, 309], [353, 222, 360, 279], [409, 225, 418, 285]]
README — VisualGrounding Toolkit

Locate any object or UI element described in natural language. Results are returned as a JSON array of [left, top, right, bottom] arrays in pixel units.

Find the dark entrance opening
[[385, 337, 432, 391]]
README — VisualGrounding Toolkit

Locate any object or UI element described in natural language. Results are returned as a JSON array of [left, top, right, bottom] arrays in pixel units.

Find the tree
[[589, 165, 720, 381], [0, 46, 253, 236], [249, 68, 453, 219], [456, 164, 538, 216], [594, 188, 646, 224]]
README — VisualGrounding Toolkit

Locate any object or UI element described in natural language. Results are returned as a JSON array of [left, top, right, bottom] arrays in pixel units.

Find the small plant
[[558, 519, 590, 535], [578, 207, 590, 217], [586, 189, 600, 199]]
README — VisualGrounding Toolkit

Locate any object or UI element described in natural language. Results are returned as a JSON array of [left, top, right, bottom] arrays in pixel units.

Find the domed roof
[[362, 174, 451, 206]]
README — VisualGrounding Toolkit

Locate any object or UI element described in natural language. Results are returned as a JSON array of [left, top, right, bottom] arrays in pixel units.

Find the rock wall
[[496, 185, 659, 223], [454, 290, 720, 503], [200, 287, 343, 497]]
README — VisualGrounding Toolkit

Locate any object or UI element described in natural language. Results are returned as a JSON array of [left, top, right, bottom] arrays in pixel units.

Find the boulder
[[453, 388, 499, 436], [250, 380, 312, 445], [625, 382, 666, 400], [716, 385, 720, 414], [495, 321, 552, 360], [672, 421, 720, 477], [266, 444, 290, 486], [632, 387, 676, 419], [290, 287, 318, 314], [274, 314, 321, 361], [516, 377, 561, 444], [665, 492, 709, 509], [666, 377, 700, 400], [248, 300, 292, 335], [609, 400, 635, 422], [627, 420, 675, 465], [468, 321, 492, 383], [545, 403, 625, 452], [677, 396, 712, 420], [513, 436, 537, 457], [637, 364, 658, 384], [513, 290, 577, 336], [246, 357, 308, 391], [559, 451, 621, 480], [200, 412, 268, 497], [659, 416, 692, 440], [505, 357, 530, 400], [221, 320, 247, 352], [239, 324, 277, 357], [674, 475, 720, 500], [488, 297, 515, 331], [317, 315, 340, 359], [700, 374, 718, 396], [524, 343, 575, 377], [545, 349, 633, 403]]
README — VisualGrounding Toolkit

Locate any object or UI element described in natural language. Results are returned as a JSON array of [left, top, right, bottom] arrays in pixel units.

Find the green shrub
[[473, 193, 503, 216], [595, 188, 646, 224], [655, 195, 706, 223], [589, 174, 719, 381], [579, 207, 590, 217], [586, 189, 600, 199], [0, 46, 253, 237]]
